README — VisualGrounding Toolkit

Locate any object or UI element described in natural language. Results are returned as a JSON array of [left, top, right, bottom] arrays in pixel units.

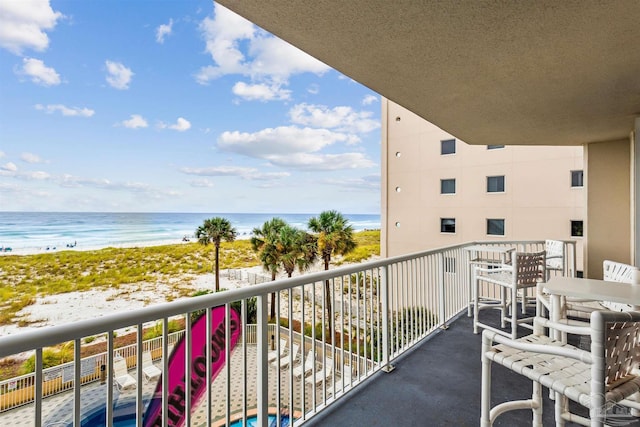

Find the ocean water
[[0, 212, 380, 253]]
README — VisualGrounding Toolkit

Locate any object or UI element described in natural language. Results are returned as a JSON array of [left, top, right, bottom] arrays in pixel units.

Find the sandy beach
[[0, 265, 265, 337], [0, 238, 200, 257], [0, 256, 362, 338]]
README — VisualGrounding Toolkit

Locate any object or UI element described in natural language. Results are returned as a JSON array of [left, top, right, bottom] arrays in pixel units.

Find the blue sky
[[0, 0, 381, 214]]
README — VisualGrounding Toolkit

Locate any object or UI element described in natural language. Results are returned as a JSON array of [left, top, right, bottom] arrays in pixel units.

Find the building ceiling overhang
[[217, 0, 640, 146]]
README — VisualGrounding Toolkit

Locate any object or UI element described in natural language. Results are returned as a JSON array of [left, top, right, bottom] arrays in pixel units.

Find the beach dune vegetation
[[0, 230, 378, 327]]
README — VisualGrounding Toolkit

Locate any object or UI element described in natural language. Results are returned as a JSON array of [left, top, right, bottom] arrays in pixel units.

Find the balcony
[[0, 241, 577, 426]]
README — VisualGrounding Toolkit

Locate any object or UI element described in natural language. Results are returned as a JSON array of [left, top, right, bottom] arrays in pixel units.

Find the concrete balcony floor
[[305, 311, 593, 427]]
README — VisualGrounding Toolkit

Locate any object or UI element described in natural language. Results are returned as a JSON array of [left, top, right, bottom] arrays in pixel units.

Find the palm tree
[[195, 217, 237, 292], [279, 226, 317, 278], [308, 210, 357, 341], [251, 218, 287, 320]]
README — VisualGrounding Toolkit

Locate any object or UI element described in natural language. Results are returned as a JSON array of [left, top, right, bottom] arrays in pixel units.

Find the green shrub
[[142, 319, 182, 340], [20, 345, 74, 374], [303, 322, 328, 338]]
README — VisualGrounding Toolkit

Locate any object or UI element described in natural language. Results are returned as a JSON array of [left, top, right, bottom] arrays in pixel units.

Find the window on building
[[487, 176, 505, 193], [441, 218, 456, 233], [487, 219, 505, 236], [487, 145, 505, 150], [571, 220, 583, 237], [571, 170, 584, 187], [441, 139, 456, 155], [441, 178, 456, 194]]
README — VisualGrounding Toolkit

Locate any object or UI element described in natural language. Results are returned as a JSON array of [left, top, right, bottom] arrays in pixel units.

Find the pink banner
[[143, 306, 241, 427]]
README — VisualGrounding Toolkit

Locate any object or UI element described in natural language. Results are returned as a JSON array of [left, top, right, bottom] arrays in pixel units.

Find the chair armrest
[[482, 328, 592, 364], [534, 316, 592, 336], [474, 265, 511, 274]]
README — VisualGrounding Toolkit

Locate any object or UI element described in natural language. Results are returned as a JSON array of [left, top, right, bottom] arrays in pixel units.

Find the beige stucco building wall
[[382, 99, 585, 272]]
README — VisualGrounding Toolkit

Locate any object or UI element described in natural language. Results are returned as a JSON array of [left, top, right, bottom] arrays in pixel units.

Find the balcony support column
[[634, 117, 640, 267], [585, 138, 632, 278]]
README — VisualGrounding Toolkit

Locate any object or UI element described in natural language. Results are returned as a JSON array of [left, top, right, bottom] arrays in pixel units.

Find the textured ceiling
[[217, 0, 640, 146]]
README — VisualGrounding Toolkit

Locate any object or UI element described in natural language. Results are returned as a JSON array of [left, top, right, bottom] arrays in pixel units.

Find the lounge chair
[[267, 339, 287, 363], [327, 366, 352, 396], [292, 351, 315, 379], [305, 363, 332, 387], [274, 343, 299, 369], [142, 351, 162, 381], [113, 358, 136, 391]]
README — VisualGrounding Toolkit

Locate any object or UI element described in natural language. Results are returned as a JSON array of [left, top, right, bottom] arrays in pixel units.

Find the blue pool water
[[58, 405, 290, 427], [230, 414, 290, 427]]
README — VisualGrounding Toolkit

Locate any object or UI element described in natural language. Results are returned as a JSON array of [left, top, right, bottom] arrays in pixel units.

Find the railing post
[[35, 348, 42, 427], [380, 266, 394, 372], [257, 293, 269, 427], [438, 253, 448, 330]]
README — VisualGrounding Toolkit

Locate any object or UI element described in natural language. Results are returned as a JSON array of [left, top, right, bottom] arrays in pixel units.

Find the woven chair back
[[515, 251, 546, 286], [603, 260, 637, 284], [603, 321, 640, 388], [545, 240, 564, 269]]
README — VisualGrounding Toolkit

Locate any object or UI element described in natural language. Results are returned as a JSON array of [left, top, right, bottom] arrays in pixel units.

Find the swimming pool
[[51, 402, 290, 427], [229, 414, 290, 427]]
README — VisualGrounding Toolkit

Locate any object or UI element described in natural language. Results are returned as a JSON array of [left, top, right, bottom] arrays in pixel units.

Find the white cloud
[[1, 162, 17, 172], [0, 151, 5, 158], [288, 103, 380, 134], [105, 60, 133, 90], [217, 126, 376, 171], [119, 114, 148, 129], [362, 95, 378, 105], [180, 165, 289, 181], [322, 174, 381, 190], [23, 170, 50, 180], [218, 126, 350, 157], [0, 182, 20, 192], [268, 152, 376, 170], [35, 103, 94, 117], [232, 81, 291, 102], [18, 57, 60, 86], [307, 84, 319, 95], [155, 19, 173, 43], [189, 178, 214, 188], [59, 174, 159, 193], [0, 0, 63, 55], [20, 152, 46, 163], [195, 3, 329, 87], [159, 117, 191, 131]]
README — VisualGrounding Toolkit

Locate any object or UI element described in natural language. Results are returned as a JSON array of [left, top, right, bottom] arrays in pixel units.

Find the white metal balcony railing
[[0, 240, 576, 427]]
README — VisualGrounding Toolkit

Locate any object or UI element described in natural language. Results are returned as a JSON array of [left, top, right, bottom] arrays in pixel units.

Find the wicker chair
[[545, 239, 565, 279], [481, 311, 640, 426], [473, 251, 546, 339]]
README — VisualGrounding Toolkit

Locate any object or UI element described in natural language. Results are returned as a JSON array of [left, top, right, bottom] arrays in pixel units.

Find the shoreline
[[0, 235, 255, 257]]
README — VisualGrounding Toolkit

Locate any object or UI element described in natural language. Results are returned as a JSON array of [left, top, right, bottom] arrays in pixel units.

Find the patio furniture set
[[471, 241, 640, 426]]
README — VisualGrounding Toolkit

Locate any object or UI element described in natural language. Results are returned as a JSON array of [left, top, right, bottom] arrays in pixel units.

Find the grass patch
[[0, 230, 380, 326]]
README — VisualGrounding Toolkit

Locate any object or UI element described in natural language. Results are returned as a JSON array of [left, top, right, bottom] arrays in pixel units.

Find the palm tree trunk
[[324, 258, 333, 344], [214, 243, 220, 292], [270, 271, 277, 320]]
